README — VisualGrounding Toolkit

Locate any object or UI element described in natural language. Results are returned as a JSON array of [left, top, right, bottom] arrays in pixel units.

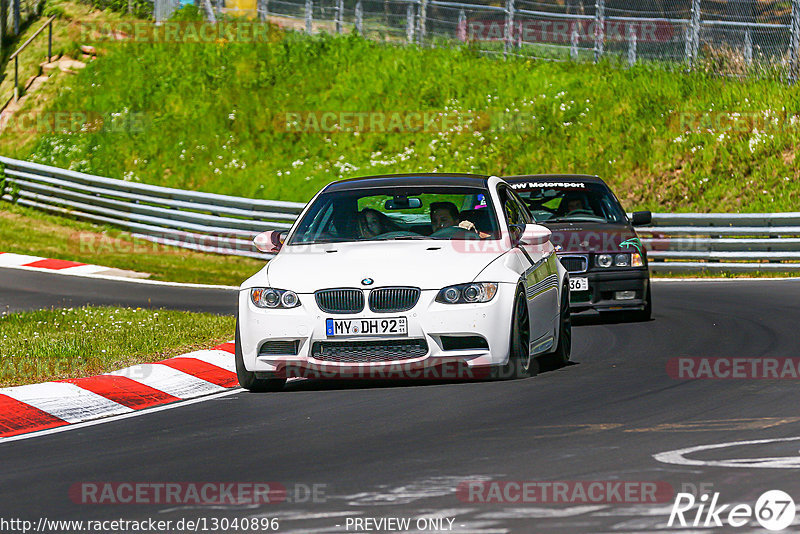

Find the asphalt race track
[[0, 269, 236, 314], [2, 275, 800, 532]]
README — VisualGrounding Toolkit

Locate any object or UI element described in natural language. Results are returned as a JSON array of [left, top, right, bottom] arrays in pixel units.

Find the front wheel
[[235, 319, 286, 392], [629, 281, 652, 322], [543, 283, 571, 369], [493, 288, 535, 380]]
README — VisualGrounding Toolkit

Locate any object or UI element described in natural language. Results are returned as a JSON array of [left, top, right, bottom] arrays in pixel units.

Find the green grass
[[0, 0, 145, 109], [1, 17, 797, 213], [0, 202, 264, 285], [0, 305, 234, 386]]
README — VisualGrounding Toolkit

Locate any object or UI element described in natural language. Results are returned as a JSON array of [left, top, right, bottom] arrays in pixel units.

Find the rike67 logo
[[668, 490, 796, 531]]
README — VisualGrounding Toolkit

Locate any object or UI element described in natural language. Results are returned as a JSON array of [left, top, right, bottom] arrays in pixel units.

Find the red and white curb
[[0, 252, 149, 279], [0, 342, 238, 440]]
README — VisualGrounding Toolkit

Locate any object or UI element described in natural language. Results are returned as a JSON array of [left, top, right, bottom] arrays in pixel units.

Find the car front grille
[[310, 339, 428, 363], [315, 288, 365, 314], [559, 255, 589, 274], [368, 287, 420, 313]]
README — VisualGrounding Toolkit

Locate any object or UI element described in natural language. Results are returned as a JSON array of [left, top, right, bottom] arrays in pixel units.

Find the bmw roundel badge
[[361, 278, 374, 286]]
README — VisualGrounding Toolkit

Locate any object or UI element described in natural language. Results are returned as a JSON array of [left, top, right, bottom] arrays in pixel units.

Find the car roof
[[503, 174, 607, 185], [324, 173, 493, 192]]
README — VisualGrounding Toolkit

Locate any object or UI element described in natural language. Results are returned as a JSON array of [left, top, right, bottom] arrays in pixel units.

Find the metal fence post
[[355, 0, 363, 34], [689, 0, 701, 65], [417, 0, 427, 45], [203, 0, 217, 22], [257, 0, 266, 21], [457, 8, 466, 42], [336, 0, 343, 33], [627, 24, 636, 66], [593, 0, 604, 62], [570, 24, 579, 60], [743, 28, 752, 65], [305, 0, 313, 34], [504, 0, 514, 59], [790, 0, 800, 83], [406, 2, 415, 42]]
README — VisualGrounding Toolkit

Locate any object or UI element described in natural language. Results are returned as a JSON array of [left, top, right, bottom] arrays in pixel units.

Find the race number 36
[[755, 490, 795, 531]]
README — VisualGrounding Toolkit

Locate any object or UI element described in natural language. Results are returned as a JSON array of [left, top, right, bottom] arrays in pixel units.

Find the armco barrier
[[0, 156, 305, 259], [1, 156, 799, 271]]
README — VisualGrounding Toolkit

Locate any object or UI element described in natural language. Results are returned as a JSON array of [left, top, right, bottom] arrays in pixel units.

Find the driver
[[357, 208, 386, 238]]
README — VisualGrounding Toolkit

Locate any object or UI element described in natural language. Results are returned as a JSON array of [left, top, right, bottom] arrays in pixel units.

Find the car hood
[[248, 240, 510, 293], [544, 222, 642, 253]]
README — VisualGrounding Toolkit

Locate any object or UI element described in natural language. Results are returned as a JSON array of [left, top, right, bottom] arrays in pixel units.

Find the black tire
[[630, 280, 653, 322], [544, 283, 571, 369], [235, 319, 286, 392], [493, 288, 534, 380]]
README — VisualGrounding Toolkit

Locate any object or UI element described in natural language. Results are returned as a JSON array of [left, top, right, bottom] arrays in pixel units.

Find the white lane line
[[0, 388, 243, 445], [0, 263, 239, 290], [0, 382, 132, 423], [651, 277, 800, 283], [654, 436, 800, 468], [173, 350, 236, 373], [108, 364, 226, 398]]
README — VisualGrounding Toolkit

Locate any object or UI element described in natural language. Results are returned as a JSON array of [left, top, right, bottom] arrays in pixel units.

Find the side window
[[497, 185, 524, 240], [509, 190, 533, 224]]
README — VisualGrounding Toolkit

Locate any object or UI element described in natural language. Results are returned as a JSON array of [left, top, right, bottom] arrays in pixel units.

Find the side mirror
[[631, 211, 652, 226], [254, 230, 287, 253], [517, 223, 552, 246]]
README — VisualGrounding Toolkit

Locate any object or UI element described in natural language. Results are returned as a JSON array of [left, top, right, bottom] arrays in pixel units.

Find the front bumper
[[567, 269, 649, 312], [237, 285, 518, 377]]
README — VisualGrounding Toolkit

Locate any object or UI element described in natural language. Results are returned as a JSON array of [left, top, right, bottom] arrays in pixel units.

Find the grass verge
[[0, 18, 796, 212], [0, 202, 264, 286], [0, 305, 235, 387]]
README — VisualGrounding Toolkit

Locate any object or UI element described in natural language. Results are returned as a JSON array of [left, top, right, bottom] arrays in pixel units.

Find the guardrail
[[1, 156, 799, 271], [638, 213, 800, 272], [0, 156, 305, 259]]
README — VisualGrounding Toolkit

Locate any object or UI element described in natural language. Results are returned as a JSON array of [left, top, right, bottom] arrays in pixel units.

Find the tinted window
[[288, 186, 500, 245], [511, 182, 627, 224]]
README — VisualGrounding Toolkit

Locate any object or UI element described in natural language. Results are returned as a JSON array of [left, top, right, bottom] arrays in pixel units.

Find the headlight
[[597, 254, 613, 268], [614, 253, 630, 267], [436, 282, 498, 304], [250, 288, 301, 309], [631, 253, 644, 267]]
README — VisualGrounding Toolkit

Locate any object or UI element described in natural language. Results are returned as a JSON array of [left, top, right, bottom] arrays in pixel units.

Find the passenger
[[430, 202, 460, 232], [430, 201, 484, 236]]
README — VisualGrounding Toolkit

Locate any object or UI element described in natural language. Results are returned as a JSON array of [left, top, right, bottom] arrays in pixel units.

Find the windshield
[[288, 186, 500, 245], [511, 182, 627, 224]]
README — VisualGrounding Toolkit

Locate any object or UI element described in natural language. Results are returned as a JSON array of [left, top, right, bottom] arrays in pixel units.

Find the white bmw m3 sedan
[[236, 174, 570, 391]]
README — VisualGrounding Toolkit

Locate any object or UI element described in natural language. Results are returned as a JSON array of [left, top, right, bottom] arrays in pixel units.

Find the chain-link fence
[[226, 0, 798, 80]]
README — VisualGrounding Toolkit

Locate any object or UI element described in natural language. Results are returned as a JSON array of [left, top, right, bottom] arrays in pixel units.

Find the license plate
[[569, 277, 589, 292], [326, 317, 408, 337]]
